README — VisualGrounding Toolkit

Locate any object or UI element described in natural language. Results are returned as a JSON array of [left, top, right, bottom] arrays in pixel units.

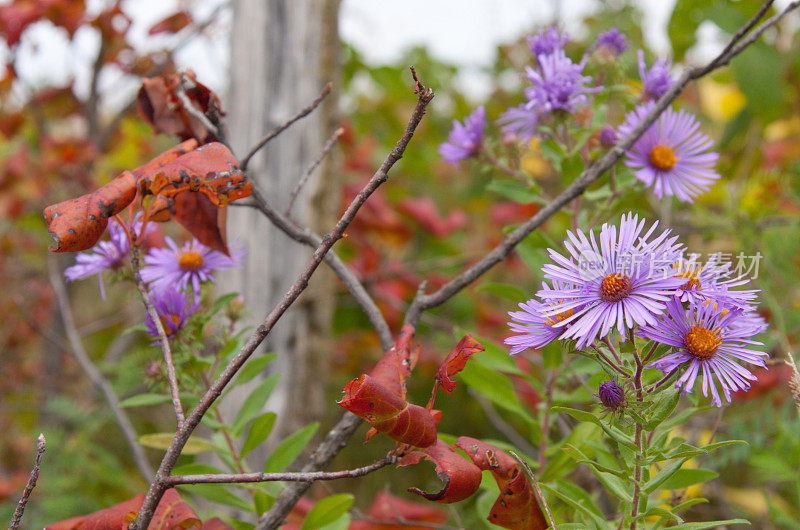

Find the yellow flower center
[[545, 308, 575, 326], [677, 270, 702, 291], [178, 251, 204, 272], [599, 273, 633, 302], [159, 314, 182, 336], [684, 325, 721, 359], [649, 144, 678, 171]]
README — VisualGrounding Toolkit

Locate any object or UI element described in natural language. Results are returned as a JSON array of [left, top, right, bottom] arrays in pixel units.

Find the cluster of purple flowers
[[506, 212, 768, 407], [64, 217, 244, 341]]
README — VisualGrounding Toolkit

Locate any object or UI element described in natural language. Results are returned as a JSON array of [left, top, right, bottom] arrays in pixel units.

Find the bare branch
[[174, 75, 221, 141], [166, 453, 397, 485], [402, 0, 800, 330], [285, 126, 344, 216], [8, 434, 46, 530], [129, 75, 434, 530], [130, 247, 184, 428], [239, 83, 333, 171], [47, 258, 153, 482]]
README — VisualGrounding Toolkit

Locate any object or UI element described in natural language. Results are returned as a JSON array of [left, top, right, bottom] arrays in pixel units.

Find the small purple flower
[[438, 106, 486, 166], [598, 380, 625, 408], [505, 281, 578, 354], [673, 254, 758, 309], [618, 102, 721, 202], [599, 125, 618, 148], [537, 212, 685, 349], [592, 28, 629, 56], [524, 51, 601, 114], [527, 27, 569, 58], [497, 104, 539, 142], [144, 286, 199, 339], [140, 236, 244, 295], [641, 297, 769, 407], [64, 215, 153, 299], [638, 49, 673, 100]]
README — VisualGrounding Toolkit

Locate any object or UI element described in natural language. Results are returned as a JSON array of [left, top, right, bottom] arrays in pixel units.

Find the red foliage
[[137, 71, 222, 143], [732, 365, 793, 403], [397, 439, 483, 503], [397, 197, 467, 238], [433, 335, 483, 394], [350, 491, 448, 529], [148, 11, 192, 35], [455, 437, 547, 530], [45, 489, 208, 529]]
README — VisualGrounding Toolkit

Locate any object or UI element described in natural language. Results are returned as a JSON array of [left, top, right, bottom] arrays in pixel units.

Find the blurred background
[[1, 0, 799, 527]]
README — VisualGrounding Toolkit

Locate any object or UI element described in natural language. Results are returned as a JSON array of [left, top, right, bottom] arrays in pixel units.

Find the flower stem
[[628, 336, 645, 529]]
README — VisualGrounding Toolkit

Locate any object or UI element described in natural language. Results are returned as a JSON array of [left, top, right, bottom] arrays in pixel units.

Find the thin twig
[[174, 76, 220, 140], [243, 185, 394, 351], [240, 83, 333, 171], [129, 74, 434, 530], [285, 126, 344, 216], [510, 451, 556, 530], [8, 434, 46, 530], [130, 247, 184, 428], [47, 258, 153, 481], [401, 0, 800, 331], [166, 453, 397, 485]]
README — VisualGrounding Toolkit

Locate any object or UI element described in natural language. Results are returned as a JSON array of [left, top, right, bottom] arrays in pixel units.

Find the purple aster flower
[[641, 297, 769, 407], [598, 380, 625, 409], [672, 254, 758, 309], [505, 281, 579, 354], [524, 51, 601, 114], [63, 214, 153, 299], [144, 286, 199, 339], [618, 102, 721, 202], [537, 212, 685, 349], [638, 50, 673, 100], [592, 28, 629, 56], [599, 125, 618, 148], [140, 236, 244, 295], [497, 104, 539, 142], [527, 27, 569, 58], [438, 106, 486, 166]]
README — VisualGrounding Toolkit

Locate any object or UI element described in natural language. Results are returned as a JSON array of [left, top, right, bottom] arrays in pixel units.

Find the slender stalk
[[628, 339, 645, 529], [8, 434, 46, 530], [591, 344, 632, 378], [285, 126, 344, 216]]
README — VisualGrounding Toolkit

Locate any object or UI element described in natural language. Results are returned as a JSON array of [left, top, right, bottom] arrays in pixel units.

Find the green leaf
[[300, 494, 354, 530], [254, 490, 274, 516], [210, 292, 240, 316], [231, 373, 281, 437], [460, 362, 536, 425], [551, 406, 636, 450], [264, 422, 320, 473], [477, 282, 527, 302], [667, 520, 750, 530], [229, 353, 278, 390], [241, 412, 277, 457], [119, 393, 172, 408], [668, 0, 714, 60], [645, 388, 681, 430], [731, 41, 785, 121], [644, 458, 688, 494], [178, 483, 253, 512], [138, 433, 217, 455], [590, 468, 632, 503], [469, 336, 524, 375], [541, 481, 606, 526], [486, 178, 541, 204], [659, 468, 718, 490]]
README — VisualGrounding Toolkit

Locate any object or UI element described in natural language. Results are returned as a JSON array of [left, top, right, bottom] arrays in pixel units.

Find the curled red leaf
[[369, 324, 418, 399], [338, 374, 437, 447], [435, 335, 483, 394], [455, 437, 547, 530], [350, 490, 448, 529], [398, 439, 482, 503]]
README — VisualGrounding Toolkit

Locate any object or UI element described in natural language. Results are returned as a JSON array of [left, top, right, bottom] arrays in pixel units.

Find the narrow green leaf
[[178, 483, 253, 512], [644, 458, 688, 494], [254, 490, 274, 516], [300, 494, 354, 530], [659, 469, 718, 490], [668, 520, 750, 530], [138, 433, 217, 455], [229, 353, 279, 390], [241, 412, 277, 457], [264, 422, 320, 473], [645, 388, 681, 430], [590, 468, 632, 503], [477, 282, 527, 302], [231, 373, 281, 437], [119, 393, 172, 408], [460, 362, 536, 425]]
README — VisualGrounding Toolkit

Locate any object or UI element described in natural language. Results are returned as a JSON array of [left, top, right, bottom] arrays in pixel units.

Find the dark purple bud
[[599, 380, 624, 408], [599, 125, 618, 148]]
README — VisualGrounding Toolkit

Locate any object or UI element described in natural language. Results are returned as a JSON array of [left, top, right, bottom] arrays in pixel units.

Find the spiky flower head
[[618, 102, 721, 202], [598, 380, 626, 409], [527, 27, 569, 58], [144, 286, 199, 339], [438, 106, 486, 166], [638, 49, 673, 100], [524, 51, 602, 114], [593, 28, 630, 57]]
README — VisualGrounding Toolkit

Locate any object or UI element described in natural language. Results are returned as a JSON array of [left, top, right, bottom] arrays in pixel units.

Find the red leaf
[[200, 518, 232, 529], [369, 324, 418, 399], [350, 490, 448, 529], [137, 71, 222, 143], [44, 489, 202, 529], [148, 11, 192, 35], [398, 197, 467, 238], [43, 170, 137, 252], [455, 437, 547, 530], [337, 374, 437, 447], [435, 335, 483, 394], [398, 439, 482, 503], [0, 1, 45, 46]]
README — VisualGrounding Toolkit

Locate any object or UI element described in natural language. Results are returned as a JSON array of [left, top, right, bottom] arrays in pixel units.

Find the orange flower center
[[677, 270, 702, 291], [684, 325, 721, 359], [545, 308, 575, 326], [159, 314, 181, 336], [178, 251, 204, 272], [599, 273, 633, 302], [649, 144, 677, 171]]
